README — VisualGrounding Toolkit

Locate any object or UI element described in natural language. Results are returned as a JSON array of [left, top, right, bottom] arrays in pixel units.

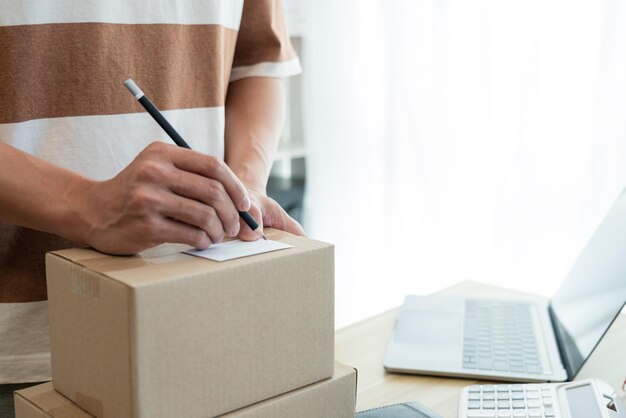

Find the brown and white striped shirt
[[0, 0, 300, 384]]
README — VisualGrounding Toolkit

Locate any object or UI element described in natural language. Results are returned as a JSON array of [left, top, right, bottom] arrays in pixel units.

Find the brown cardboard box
[[14, 363, 357, 418], [222, 362, 356, 418], [14, 382, 89, 418], [46, 229, 334, 418]]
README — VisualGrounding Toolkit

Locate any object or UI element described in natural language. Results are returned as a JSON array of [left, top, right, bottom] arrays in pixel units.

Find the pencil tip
[[262, 234, 267, 241]]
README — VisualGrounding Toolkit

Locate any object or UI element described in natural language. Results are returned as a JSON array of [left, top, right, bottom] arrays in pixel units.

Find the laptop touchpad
[[394, 311, 461, 345]]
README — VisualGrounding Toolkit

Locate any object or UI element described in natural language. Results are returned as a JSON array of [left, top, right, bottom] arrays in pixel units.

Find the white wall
[[299, 0, 626, 328]]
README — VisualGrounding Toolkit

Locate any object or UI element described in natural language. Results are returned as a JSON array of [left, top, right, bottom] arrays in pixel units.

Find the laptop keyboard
[[462, 300, 543, 374]]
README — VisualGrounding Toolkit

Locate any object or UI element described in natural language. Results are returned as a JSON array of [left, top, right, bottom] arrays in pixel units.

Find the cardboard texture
[[46, 229, 335, 418], [222, 362, 357, 418], [14, 363, 357, 418], [14, 382, 90, 418]]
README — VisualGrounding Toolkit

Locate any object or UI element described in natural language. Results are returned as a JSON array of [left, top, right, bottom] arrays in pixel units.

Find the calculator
[[459, 378, 626, 418]]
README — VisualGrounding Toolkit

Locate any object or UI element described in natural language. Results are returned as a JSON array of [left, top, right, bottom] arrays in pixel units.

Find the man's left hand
[[237, 187, 305, 241]]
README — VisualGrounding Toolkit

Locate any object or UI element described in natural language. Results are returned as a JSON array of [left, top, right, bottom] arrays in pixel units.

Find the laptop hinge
[[547, 303, 575, 380]]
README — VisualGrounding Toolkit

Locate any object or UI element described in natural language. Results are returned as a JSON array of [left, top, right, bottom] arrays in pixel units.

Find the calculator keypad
[[462, 384, 556, 418]]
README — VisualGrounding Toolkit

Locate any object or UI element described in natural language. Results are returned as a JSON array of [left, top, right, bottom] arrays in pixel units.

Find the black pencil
[[124, 79, 267, 241]]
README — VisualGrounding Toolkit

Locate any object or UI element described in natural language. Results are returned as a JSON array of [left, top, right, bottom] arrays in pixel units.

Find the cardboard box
[[14, 381, 88, 418], [222, 362, 357, 418], [46, 229, 334, 418], [14, 363, 357, 418]]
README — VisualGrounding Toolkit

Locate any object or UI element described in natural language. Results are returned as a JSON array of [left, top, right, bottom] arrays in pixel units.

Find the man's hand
[[224, 77, 306, 240], [71, 142, 251, 255], [237, 186, 305, 241]]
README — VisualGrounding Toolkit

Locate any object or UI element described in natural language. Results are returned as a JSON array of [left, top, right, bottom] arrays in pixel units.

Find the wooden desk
[[335, 281, 626, 417]]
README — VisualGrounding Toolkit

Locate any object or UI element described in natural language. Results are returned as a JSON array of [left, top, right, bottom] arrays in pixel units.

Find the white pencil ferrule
[[124, 79, 144, 100]]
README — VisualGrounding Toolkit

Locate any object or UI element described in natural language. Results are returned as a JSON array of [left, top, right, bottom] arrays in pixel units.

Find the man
[[0, 1, 304, 415]]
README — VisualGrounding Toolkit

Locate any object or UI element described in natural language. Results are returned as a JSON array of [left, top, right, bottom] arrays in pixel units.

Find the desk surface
[[335, 281, 626, 417]]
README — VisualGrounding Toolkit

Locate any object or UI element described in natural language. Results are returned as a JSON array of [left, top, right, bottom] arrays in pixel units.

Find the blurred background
[[269, 0, 626, 328]]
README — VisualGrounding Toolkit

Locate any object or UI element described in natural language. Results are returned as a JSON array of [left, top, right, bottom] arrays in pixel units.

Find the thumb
[[238, 195, 264, 242], [265, 202, 306, 237]]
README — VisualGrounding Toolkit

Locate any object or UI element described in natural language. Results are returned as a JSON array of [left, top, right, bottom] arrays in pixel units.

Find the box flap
[[48, 229, 332, 288], [15, 382, 93, 417]]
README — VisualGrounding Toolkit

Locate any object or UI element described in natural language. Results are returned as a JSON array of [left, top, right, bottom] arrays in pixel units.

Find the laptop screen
[[549, 189, 626, 379]]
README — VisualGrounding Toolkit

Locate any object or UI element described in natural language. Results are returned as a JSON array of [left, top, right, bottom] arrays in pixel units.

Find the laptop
[[384, 189, 626, 382]]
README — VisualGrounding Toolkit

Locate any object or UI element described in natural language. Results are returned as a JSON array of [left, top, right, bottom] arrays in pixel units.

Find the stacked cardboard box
[[16, 229, 356, 418], [15, 363, 356, 418]]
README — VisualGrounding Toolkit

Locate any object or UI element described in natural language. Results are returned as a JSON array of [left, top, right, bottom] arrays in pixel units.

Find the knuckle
[[128, 186, 157, 211], [203, 209, 225, 242], [146, 141, 167, 154], [140, 216, 161, 239], [213, 231, 225, 243], [206, 156, 224, 173], [142, 142, 173, 162], [227, 210, 239, 227], [210, 226, 225, 243], [206, 179, 225, 197], [190, 229, 207, 246], [199, 206, 217, 226], [135, 160, 164, 183]]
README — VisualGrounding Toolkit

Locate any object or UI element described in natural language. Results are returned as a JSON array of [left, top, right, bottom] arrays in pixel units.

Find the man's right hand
[[69, 142, 251, 255]]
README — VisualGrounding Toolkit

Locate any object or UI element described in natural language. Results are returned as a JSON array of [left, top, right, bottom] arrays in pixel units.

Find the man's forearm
[[0, 142, 91, 241], [224, 77, 286, 192], [0, 141, 254, 254]]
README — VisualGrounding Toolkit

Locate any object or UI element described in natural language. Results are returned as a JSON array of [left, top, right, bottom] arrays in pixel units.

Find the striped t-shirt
[[0, 0, 300, 384]]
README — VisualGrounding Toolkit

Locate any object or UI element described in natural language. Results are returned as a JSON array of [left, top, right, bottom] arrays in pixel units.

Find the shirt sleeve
[[230, 0, 302, 82]]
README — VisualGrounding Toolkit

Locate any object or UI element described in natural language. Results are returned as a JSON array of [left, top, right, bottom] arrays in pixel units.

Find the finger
[[268, 208, 306, 237], [279, 215, 306, 236], [166, 170, 240, 237], [155, 218, 212, 249], [238, 196, 264, 242], [265, 202, 306, 236], [169, 148, 250, 212], [159, 193, 227, 244]]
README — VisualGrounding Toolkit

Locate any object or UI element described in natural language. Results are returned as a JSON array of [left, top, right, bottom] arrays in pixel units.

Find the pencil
[[123, 79, 267, 241]]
